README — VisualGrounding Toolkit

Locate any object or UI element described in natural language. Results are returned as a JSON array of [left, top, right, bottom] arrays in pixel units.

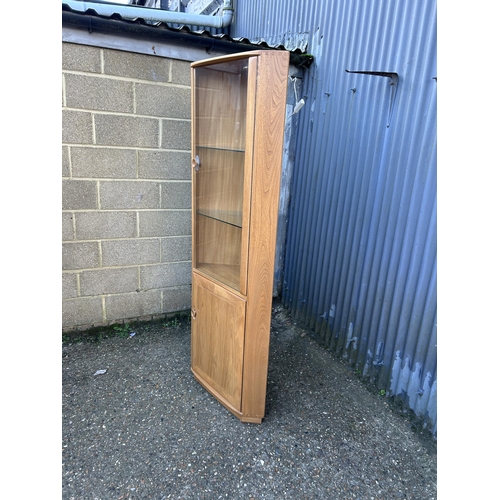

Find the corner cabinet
[[190, 50, 289, 423]]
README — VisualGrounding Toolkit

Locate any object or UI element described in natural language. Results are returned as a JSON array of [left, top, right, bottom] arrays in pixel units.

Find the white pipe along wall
[[63, 0, 234, 28]]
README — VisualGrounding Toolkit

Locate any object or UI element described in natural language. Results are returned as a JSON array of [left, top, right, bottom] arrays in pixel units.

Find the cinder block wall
[[62, 42, 192, 331]]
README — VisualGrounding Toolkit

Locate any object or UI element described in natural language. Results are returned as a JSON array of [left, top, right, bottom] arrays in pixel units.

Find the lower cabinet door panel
[[191, 272, 246, 411]]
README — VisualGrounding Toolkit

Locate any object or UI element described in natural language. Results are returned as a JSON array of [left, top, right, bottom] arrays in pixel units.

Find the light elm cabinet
[[190, 50, 289, 423]]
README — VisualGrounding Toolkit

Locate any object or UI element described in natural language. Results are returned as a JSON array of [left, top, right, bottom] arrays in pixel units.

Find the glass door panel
[[192, 58, 250, 292]]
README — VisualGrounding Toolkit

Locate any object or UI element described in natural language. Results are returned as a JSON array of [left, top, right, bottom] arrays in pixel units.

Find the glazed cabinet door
[[191, 272, 246, 412], [191, 56, 256, 295]]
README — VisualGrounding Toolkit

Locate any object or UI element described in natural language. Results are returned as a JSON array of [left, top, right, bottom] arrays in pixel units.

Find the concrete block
[[140, 261, 191, 290], [139, 210, 190, 237], [170, 59, 191, 86], [62, 297, 103, 327], [102, 239, 160, 267], [70, 147, 136, 179], [75, 211, 137, 240], [80, 267, 139, 296], [103, 49, 170, 83], [62, 213, 75, 241], [135, 83, 190, 119], [94, 114, 159, 148], [62, 110, 93, 145], [137, 150, 190, 180], [161, 181, 191, 209], [62, 180, 97, 210], [62, 146, 70, 177], [100, 181, 160, 209], [62, 272, 78, 299], [161, 236, 192, 262], [63, 242, 100, 270], [65, 73, 134, 113], [62, 42, 101, 73], [105, 290, 161, 322], [161, 119, 191, 150], [162, 285, 192, 312]]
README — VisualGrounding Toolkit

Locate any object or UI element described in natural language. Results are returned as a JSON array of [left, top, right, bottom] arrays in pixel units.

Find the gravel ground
[[62, 303, 437, 499]]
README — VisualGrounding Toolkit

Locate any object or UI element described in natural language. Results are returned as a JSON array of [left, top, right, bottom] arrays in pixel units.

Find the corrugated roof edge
[[62, 3, 313, 68]]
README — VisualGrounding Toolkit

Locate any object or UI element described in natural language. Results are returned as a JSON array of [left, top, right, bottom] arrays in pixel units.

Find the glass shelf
[[197, 145, 245, 154], [196, 209, 242, 228]]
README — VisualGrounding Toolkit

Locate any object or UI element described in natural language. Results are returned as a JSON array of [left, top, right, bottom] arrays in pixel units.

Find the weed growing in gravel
[[112, 323, 131, 338], [164, 317, 181, 328], [62, 312, 190, 345]]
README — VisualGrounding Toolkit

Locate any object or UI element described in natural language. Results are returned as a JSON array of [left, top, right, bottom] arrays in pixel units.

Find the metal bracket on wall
[[345, 70, 399, 127]]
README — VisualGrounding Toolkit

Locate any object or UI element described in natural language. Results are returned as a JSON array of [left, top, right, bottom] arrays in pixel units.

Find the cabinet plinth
[[190, 50, 289, 423]]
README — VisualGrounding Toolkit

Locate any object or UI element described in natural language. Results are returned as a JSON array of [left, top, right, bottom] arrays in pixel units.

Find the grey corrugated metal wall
[[231, 0, 437, 436]]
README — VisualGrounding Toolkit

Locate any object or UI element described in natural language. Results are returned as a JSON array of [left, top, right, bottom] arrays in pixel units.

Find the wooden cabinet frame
[[190, 50, 289, 423]]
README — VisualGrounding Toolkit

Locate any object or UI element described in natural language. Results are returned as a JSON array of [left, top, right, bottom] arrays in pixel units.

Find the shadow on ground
[[62, 302, 436, 499]]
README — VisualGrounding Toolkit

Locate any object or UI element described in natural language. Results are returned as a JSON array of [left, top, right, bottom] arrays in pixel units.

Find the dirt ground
[[62, 301, 437, 499]]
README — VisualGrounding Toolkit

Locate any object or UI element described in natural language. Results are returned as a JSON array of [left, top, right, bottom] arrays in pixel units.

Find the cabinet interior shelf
[[197, 209, 242, 228], [197, 145, 245, 154], [195, 264, 240, 291]]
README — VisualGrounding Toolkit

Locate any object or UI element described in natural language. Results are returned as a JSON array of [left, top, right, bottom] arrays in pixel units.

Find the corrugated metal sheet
[[232, 0, 437, 436], [62, 3, 283, 48], [62, 2, 310, 61]]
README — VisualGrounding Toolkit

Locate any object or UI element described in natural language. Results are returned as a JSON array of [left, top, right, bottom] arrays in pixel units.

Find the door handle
[[191, 309, 197, 320], [192, 155, 200, 171]]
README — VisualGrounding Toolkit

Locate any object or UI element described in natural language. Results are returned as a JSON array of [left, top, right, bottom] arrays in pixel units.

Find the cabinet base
[[192, 369, 263, 424], [240, 416, 263, 424]]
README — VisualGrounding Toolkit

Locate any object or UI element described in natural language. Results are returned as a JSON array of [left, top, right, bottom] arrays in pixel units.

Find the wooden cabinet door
[[191, 272, 246, 412]]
